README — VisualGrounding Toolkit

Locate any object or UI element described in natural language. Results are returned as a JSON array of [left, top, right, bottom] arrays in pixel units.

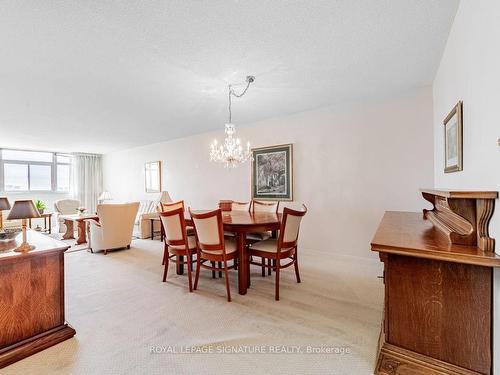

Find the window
[[0, 149, 72, 192]]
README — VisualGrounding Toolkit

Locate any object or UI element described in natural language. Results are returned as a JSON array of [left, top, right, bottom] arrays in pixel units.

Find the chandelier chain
[[228, 76, 254, 123]]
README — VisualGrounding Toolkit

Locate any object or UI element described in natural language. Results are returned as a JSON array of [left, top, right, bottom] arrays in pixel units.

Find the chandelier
[[210, 75, 255, 168]]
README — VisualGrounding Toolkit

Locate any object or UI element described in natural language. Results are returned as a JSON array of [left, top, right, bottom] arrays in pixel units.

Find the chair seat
[[246, 231, 272, 241], [168, 236, 197, 250], [250, 239, 293, 254], [202, 238, 237, 255]]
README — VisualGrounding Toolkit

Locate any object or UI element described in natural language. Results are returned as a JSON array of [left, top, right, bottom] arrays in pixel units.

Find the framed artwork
[[443, 101, 463, 173], [252, 144, 293, 201], [145, 161, 162, 193]]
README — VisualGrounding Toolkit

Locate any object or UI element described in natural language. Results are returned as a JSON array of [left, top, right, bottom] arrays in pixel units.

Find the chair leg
[[261, 257, 265, 277], [294, 252, 301, 283], [268, 258, 272, 275], [190, 254, 193, 271], [194, 255, 201, 290], [275, 258, 280, 301], [162, 254, 169, 282], [104, 249, 107, 255], [186, 252, 193, 292], [224, 259, 231, 302], [162, 244, 168, 265], [218, 261, 222, 278], [211, 261, 216, 278], [234, 257, 238, 270]]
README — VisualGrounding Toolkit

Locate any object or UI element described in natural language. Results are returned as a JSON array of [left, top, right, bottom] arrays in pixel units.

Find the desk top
[[371, 211, 500, 267], [0, 230, 69, 262]]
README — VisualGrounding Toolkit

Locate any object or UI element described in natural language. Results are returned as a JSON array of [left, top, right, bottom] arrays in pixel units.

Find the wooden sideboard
[[371, 189, 499, 375], [0, 230, 76, 368]]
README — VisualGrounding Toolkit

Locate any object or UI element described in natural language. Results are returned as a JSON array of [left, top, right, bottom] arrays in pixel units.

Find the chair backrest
[[160, 207, 188, 247], [54, 199, 81, 214], [231, 201, 251, 212], [252, 200, 279, 213], [97, 202, 140, 247], [160, 200, 185, 213], [189, 208, 226, 254], [279, 205, 307, 250]]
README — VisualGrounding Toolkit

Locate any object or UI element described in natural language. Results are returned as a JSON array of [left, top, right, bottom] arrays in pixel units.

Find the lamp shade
[[7, 200, 41, 220], [98, 191, 112, 201], [159, 191, 172, 204], [0, 197, 11, 210]]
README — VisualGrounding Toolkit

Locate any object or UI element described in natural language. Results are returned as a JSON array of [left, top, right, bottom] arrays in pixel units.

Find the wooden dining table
[[184, 210, 281, 295]]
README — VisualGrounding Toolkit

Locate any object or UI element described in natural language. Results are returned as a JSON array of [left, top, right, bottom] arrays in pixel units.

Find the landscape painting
[[443, 101, 463, 173], [252, 144, 293, 201]]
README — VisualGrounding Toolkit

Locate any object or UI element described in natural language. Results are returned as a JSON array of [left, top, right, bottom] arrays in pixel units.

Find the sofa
[[87, 202, 140, 254], [135, 191, 172, 239]]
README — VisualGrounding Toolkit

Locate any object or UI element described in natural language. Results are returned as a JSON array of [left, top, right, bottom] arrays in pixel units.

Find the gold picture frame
[[145, 161, 162, 193], [251, 144, 293, 201], [443, 101, 463, 173]]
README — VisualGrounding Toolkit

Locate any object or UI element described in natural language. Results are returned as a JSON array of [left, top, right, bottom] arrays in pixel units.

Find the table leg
[[176, 255, 184, 275], [48, 215, 52, 234], [237, 232, 248, 295], [76, 221, 87, 245], [62, 220, 75, 240]]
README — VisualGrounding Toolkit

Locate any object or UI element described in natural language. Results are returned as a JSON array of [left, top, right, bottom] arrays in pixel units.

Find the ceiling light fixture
[[210, 75, 255, 168]]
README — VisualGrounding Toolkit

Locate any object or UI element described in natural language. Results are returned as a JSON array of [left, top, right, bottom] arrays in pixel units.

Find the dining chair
[[249, 205, 307, 300], [160, 207, 196, 292], [231, 201, 252, 212], [248, 200, 280, 275], [189, 208, 238, 302], [160, 200, 185, 212], [217, 200, 251, 271]]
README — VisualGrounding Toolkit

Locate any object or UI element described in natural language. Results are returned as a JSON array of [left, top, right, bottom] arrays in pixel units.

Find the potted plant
[[34, 200, 46, 215]]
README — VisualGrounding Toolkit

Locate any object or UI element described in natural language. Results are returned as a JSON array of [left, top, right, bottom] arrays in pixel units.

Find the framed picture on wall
[[252, 144, 293, 201], [145, 161, 162, 193], [443, 101, 463, 173]]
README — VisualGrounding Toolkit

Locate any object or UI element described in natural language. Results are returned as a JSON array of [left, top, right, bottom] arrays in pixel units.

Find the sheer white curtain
[[73, 153, 103, 214]]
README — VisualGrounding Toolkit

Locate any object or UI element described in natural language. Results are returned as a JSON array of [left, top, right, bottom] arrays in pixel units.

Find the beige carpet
[[3, 239, 384, 375]]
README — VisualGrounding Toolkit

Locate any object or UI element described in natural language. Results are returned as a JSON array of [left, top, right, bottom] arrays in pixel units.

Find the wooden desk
[[371, 189, 498, 375], [186, 210, 281, 295], [0, 230, 75, 368]]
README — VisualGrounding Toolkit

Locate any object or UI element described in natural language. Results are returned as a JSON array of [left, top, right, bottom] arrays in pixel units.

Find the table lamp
[[98, 191, 112, 204], [7, 200, 41, 252], [0, 197, 11, 231]]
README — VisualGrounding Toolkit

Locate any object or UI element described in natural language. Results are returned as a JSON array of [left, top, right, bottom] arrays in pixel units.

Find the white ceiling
[[0, 1, 459, 154]]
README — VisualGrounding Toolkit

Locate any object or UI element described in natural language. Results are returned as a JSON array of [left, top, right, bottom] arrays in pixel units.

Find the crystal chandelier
[[210, 75, 255, 168]]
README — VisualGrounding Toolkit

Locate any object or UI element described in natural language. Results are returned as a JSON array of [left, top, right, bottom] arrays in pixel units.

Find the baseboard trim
[[0, 324, 76, 369]]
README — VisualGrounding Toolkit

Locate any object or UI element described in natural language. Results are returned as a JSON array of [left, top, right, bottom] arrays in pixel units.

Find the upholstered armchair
[[135, 191, 172, 239], [54, 199, 81, 233], [87, 202, 140, 254]]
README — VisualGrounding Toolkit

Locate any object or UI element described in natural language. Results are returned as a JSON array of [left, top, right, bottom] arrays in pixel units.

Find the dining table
[[184, 210, 281, 295]]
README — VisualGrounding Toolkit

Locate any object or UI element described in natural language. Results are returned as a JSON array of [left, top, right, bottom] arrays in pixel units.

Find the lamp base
[[14, 242, 36, 252]]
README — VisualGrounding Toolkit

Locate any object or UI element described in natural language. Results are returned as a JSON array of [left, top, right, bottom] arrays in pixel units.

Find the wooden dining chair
[[160, 207, 196, 292], [218, 200, 251, 272], [160, 200, 185, 212], [249, 205, 307, 300], [248, 200, 280, 275], [232, 201, 251, 212], [189, 208, 238, 302]]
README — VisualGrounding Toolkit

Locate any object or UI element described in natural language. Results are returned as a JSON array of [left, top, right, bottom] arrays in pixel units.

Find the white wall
[[104, 86, 433, 259], [432, 0, 500, 370]]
